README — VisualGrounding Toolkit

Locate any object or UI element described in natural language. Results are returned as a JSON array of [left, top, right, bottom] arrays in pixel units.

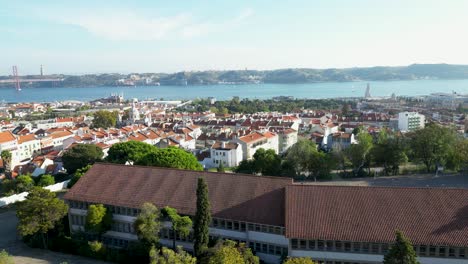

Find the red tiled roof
[[50, 130, 73, 139], [17, 134, 37, 144], [0, 131, 16, 144], [285, 185, 468, 247], [238, 132, 265, 143], [65, 163, 292, 226]]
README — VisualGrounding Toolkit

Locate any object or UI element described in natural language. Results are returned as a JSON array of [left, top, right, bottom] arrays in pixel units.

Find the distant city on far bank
[[2, 63, 468, 88]]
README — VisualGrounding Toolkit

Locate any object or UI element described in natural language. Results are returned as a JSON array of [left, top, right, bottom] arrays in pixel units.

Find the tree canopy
[[345, 131, 374, 177], [85, 204, 113, 237], [383, 230, 420, 264], [283, 257, 316, 264], [67, 164, 92, 188], [62, 144, 103, 174], [134, 202, 161, 248], [193, 177, 211, 257], [107, 141, 157, 164], [92, 110, 117, 129], [136, 147, 203, 171], [150, 246, 197, 264], [285, 140, 333, 180], [235, 148, 284, 176], [16, 187, 68, 249], [409, 124, 457, 172], [205, 240, 259, 264], [372, 130, 408, 175], [162, 206, 193, 250], [36, 174, 55, 187]]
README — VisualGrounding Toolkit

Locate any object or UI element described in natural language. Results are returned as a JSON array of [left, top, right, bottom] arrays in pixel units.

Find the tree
[[235, 148, 283, 176], [208, 243, 244, 264], [92, 110, 117, 129], [217, 163, 225, 173], [0, 249, 14, 264], [252, 148, 282, 176], [345, 131, 373, 177], [15, 174, 35, 193], [372, 130, 408, 175], [136, 147, 203, 171], [150, 246, 197, 264], [85, 204, 113, 239], [446, 138, 468, 172], [409, 124, 457, 172], [37, 174, 55, 187], [107, 141, 157, 164], [285, 140, 333, 180], [67, 164, 92, 188], [162, 206, 193, 250], [134, 202, 161, 247], [283, 257, 316, 264], [193, 177, 211, 257], [383, 230, 420, 264], [206, 240, 259, 264], [62, 144, 103, 174], [1, 150, 12, 178], [16, 187, 68, 249]]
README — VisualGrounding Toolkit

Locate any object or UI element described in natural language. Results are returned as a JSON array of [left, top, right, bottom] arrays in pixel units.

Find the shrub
[[37, 174, 55, 187]]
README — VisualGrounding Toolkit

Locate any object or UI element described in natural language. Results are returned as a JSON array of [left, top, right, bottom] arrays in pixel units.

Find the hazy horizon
[[2, 0, 468, 75]]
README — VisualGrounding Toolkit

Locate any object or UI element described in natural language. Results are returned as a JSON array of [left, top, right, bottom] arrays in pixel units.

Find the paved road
[[0, 210, 107, 264]]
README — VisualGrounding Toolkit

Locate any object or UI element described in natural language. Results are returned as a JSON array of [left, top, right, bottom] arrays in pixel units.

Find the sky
[[1, 0, 468, 75]]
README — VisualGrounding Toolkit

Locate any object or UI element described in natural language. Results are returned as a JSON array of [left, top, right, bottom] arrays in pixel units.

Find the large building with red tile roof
[[64, 163, 468, 264]]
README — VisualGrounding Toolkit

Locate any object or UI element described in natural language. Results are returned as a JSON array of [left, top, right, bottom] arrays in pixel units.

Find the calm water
[[1, 79, 468, 103]]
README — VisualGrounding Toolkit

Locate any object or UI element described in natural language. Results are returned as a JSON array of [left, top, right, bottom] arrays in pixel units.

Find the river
[[1, 79, 468, 103]]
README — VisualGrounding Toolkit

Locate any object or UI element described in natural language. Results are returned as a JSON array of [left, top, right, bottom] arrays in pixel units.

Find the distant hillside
[[2, 64, 468, 88]]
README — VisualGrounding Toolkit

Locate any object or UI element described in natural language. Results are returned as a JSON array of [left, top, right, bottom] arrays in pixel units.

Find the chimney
[[221, 142, 226, 148]]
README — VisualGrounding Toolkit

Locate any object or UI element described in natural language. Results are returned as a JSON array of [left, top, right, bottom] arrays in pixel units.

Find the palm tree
[[1, 150, 12, 178]]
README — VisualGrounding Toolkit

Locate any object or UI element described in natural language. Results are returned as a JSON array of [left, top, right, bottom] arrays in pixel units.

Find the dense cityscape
[[1, 1, 468, 264]]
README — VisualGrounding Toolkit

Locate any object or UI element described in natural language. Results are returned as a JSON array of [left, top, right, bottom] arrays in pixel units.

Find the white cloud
[[56, 8, 253, 41]]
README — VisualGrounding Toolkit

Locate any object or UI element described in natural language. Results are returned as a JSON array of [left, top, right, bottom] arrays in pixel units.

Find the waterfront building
[[64, 163, 468, 264]]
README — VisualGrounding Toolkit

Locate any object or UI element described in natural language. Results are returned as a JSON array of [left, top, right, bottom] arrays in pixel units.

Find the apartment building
[[64, 164, 468, 264], [209, 141, 243, 168], [398, 112, 425, 132], [234, 131, 279, 160]]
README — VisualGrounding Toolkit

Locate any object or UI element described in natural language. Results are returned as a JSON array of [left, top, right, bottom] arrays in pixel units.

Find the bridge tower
[[12, 66, 21, 91]]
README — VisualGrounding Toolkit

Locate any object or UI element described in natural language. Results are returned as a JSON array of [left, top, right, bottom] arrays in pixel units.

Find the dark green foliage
[[383, 230, 420, 264], [200, 240, 259, 264], [190, 98, 349, 114], [36, 174, 55, 187], [16, 187, 68, 249], [85, 204, 113, 237], [162, 206, 193, 249], [14, 174, 35, 193], [408, 124, 457, 172], [92, 110, 117, 129], [62, 144, 103, 174], [107, 141, 157, 164], [136, 147, 203, 171], [235, 148, 283, 176], [67, 164, 92, 188], [372, 130, 408, 175], [1, 150, 12, 178], [193, 177, 211, 257], [134, 202, 161, 247], [285, 140, 333, 180], [345, 131, 373, 177]]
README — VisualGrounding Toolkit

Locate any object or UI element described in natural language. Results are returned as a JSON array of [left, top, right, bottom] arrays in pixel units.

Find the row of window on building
[[69, 200, 140, 217], [291, 239, 467, 259], [211, 217, 285, 235]]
